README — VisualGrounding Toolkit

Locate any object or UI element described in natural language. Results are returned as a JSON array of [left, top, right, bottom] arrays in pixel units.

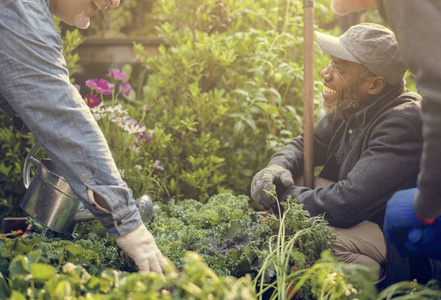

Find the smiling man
[[0, 0, 166, 273], [251, 23, 423, 282]]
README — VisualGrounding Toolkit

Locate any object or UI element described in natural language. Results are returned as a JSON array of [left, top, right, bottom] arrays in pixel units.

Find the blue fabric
[[0, 0, 142, 237], [405, 223, 441, 260], [384, 187, 441, 260], [383, 188, 424, 256]]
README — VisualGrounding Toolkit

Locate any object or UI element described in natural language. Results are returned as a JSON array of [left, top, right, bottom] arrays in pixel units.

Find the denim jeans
[[0, 0, 142, 237]]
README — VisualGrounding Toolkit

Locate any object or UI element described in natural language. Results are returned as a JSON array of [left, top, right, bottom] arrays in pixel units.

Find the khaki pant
[[295, 176, 387, 279]]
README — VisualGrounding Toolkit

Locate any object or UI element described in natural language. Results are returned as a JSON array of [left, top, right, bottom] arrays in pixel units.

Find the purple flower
[[85, 94, 100, 108], [140, 105, 150, 114], [73, 84, 81, 92], [119, 82, 132, 96], [153, 160, 165, 171], [85, 78, 114, 95], [124, 118, 138, 125], [138, 129, 155, 144], [145, 129, 155, 143], [108, 68, 127, 81]]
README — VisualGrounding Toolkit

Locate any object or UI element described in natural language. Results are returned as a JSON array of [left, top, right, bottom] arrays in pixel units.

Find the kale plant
[[149, 193, 272, 278]]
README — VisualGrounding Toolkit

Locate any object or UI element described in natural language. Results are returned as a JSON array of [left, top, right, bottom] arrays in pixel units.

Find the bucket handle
[[23, 143, 42, 189]]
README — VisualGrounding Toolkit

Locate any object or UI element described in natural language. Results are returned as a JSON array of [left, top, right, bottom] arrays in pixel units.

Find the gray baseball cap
[[315, 23, 407, 85]]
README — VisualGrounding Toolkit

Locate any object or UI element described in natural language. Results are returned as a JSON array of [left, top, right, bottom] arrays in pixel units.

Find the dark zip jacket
[[269, 80, 423, 228]]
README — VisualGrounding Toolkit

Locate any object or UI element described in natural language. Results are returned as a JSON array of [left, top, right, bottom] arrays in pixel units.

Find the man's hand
[[383, 187, 440, 258], [116, 225, 166, 273], [250, 165, 294, 209]]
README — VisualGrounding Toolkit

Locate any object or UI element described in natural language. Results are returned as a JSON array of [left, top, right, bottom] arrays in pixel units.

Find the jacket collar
[[345, 78, 406, 126]]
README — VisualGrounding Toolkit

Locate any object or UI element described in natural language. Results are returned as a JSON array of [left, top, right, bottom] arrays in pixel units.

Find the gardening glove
[[116, 224, 166, 273], [251, 164, 294, 210], [405, 218, 441, 260], [383, 187, 438, 257]]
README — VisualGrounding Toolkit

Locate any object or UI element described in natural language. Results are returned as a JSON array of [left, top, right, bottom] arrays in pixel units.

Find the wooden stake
[[303, 0, 315, 188]]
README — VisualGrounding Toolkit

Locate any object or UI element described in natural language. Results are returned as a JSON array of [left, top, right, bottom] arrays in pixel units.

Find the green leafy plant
[[131, 0, 331, 202], [285, 250, 378, 300], [378, 279, 441, 300], [0, 250, 256, 299], [254, 192, 337, 299], [0, 124, 34, 223], [2, 193, 441, 299], [149, 193, 272, 277], [76, 67, 170, 200]]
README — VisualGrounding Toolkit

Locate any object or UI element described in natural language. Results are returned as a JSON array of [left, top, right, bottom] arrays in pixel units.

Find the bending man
[[0, 0, 165, 273]]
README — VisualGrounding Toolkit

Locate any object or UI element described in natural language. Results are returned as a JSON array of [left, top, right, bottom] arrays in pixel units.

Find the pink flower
[[73, 84, 81, 92], [119, 82, 132, 96], [85, 79, 98, 89], [85, 79, 114, 95], [108, 68, 127, 81], [153, 160, 164, 171], [85, 94, 100, 108]]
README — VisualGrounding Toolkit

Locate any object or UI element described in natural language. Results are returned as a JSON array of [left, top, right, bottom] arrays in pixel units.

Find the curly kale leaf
[[149, 193, 271, 277]]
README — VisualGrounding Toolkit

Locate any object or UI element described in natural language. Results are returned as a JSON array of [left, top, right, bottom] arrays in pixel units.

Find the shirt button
[[348, 129, 353, 134]]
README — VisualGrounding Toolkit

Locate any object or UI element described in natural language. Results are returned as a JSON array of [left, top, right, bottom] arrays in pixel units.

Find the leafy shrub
[[131, 0, 332, 202], [0, 123, 34, 222]]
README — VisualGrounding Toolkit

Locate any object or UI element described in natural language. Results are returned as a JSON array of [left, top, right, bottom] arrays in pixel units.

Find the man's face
[[320, 56, 373, 115], [51, 0, 120, 29]]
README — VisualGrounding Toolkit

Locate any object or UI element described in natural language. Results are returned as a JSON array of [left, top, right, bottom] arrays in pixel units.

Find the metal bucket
[[21, 144, 154, 234], [22, 144, 81, 234]]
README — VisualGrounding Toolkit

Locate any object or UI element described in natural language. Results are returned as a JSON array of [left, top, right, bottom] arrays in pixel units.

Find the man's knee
[[330, 222, 387, 273]]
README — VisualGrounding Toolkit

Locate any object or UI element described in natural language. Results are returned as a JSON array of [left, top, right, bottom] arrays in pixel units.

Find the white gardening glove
[[116, 225, 166, 273], [251, 165, 294, 209]]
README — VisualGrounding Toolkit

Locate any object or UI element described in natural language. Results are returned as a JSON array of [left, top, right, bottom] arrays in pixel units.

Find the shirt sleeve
[[268, 113, 339, 178]]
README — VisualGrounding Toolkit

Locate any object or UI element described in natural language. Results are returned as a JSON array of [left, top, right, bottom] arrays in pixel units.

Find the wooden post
[[303, 0, 315, 188]]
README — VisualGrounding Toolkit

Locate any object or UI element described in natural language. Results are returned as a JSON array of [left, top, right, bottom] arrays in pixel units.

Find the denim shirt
[[0, 0, 142, 237]]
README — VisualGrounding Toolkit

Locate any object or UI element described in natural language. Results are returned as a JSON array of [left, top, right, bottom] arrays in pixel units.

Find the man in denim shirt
[[0, 0, 165, 273], [251, 23, 423, 281]]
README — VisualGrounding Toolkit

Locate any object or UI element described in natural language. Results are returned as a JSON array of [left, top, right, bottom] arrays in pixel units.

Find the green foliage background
[[0, 0, 417, 220], [123, 0, 334, 202]]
